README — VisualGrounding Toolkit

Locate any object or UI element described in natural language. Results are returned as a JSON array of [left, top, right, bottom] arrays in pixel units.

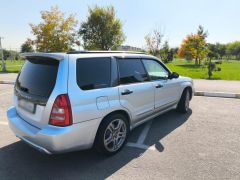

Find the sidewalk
[[193, 79, 240, 93], [0, 73, 18, 82]]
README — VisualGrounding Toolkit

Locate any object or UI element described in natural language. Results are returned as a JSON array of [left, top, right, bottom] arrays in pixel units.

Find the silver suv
[[7, 51, 194, 155]]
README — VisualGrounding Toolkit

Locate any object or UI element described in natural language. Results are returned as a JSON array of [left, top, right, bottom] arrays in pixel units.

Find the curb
[[194, 91, 240, 99], [0, 80, 15, 85]]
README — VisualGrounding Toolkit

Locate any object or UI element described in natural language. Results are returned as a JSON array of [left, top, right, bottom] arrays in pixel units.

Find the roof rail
[[66, 50, 145, 54]]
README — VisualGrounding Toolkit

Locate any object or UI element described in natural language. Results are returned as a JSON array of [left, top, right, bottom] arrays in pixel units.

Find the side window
[[76, 58, 111, 90], [142, 59, 169, 80], [118, 59, 149, 85]]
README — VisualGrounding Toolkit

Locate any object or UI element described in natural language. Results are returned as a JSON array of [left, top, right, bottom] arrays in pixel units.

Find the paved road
[[0, 84, 240, 180], [0, 84, 14, 123]]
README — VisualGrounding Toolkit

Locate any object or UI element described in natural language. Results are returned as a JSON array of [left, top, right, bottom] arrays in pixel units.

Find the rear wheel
[[95, 114, 129, 155], [177, 89, 190, 113]]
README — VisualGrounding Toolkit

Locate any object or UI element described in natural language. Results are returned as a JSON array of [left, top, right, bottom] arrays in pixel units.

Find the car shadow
[[144, 109, 192, 152], [0, 109, 192, 179]]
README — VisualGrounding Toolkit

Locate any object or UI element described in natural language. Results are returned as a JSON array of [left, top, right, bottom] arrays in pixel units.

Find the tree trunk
[[195, 58, 198, 65], [1, 60, 6, 72]]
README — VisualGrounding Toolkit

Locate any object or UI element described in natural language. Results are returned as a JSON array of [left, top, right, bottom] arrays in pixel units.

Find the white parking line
[[0, 121, 8, 125], [126, 120, 155, 151], [137, 120, 152, 144], [126, 142, 156, 151]]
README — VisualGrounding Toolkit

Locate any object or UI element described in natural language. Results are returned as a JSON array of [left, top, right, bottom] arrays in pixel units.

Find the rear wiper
[[19, 86, 29, 93]]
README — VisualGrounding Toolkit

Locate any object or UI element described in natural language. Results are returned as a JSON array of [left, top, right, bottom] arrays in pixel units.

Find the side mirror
[[168, 72, 179, 79]]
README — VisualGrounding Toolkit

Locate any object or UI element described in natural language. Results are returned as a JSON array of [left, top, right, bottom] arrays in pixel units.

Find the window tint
[[16, 58, 59, 98], [142, 59, 169, 80], [118, 59, 148, 84], [77, 58, 111, 90]]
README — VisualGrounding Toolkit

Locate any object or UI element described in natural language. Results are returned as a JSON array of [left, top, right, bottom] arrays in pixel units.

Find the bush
[[207, 60, 221, 79]]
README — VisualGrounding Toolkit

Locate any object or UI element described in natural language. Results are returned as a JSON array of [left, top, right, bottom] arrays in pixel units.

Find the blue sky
[[0, 0, 239, 51]]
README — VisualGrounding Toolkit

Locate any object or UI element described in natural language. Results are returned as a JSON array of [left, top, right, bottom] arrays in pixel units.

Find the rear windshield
[[16, 58, 59, 98]]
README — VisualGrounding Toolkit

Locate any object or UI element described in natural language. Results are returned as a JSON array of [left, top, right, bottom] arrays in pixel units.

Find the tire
[[176, 89, 190, 113], [94, 113, 129, 156]]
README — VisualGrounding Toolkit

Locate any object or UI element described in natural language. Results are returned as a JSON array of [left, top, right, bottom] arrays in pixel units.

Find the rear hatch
[[14, 57, 60, 128]]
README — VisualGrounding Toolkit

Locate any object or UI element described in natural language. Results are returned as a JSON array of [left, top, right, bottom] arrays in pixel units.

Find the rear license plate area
[[18, 98, 36, 113]]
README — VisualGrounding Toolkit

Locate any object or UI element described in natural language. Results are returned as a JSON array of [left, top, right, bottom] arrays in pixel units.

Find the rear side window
[[118, 59, 149, 85], [76, 58, 111, 90], [16, 58, 59, 98]]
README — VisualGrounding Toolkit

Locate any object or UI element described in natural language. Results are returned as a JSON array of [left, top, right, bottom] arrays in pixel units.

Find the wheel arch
[[93, 109, 131, 145], [102, 110, 131, 125], [182, 86, 193, 100]]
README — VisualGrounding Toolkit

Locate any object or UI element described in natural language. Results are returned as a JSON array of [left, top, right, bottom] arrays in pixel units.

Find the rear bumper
[[7, 106, 101, 154], [16, 133, 52, 154]]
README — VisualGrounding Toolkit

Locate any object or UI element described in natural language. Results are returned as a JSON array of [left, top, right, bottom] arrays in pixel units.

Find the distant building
[[117, 45, 143, 52]]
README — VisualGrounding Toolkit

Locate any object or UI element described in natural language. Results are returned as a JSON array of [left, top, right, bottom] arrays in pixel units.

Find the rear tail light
[[49, 94, 72, 127]]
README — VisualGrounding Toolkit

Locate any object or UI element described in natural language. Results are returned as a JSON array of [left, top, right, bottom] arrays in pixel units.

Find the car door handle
[[155, 84, 163, 88], [121, 89, 133, 95]]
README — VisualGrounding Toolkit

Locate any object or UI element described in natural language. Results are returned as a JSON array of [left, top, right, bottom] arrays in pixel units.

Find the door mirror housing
[[168, 72, 179, 79]]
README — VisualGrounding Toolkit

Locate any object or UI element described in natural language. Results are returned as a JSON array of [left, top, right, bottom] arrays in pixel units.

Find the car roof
[[21, 51, 157, 61], [67, 50, 145, 54]]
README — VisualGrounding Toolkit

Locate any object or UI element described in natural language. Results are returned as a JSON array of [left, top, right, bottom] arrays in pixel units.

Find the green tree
[[215, 43, 226, 59], [30, 6, 78, 52], [160, 41, 170, 63], [197, 25, 208, 39], [167, 49, 174, 62], [207, 43, 219, 60], [21, 39, 34, 53], [2, 50, 19, 60], [3, 49, 11, 60], [207, 59, 221, 79], [207, 43, 226, 60], [79, 6, 125, 50], [178, 25, 209, 65], [233, 46, 240, 60], [226, 41, 240, 60]]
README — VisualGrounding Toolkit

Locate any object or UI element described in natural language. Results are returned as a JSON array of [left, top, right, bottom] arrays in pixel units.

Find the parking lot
[[0, 84, 240, 180]]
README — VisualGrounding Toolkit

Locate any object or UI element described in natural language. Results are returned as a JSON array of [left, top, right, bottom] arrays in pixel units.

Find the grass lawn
[[166, 59, 240, 80], [0, 60, 25, 73], [1, 59, 240, 80]]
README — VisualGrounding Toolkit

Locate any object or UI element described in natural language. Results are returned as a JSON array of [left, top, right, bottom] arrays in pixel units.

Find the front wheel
[[95, 114, 129, 156], [176, 89, 190, 113]]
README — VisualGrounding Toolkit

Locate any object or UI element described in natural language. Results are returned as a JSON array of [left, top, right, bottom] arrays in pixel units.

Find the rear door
[[117, 58, 155, 123], [14, 57, 64, 128], [142, 59, 180, 110]]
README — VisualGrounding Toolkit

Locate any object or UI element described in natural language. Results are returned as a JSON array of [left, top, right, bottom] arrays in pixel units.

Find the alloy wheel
[[103, 119, 127, 152]]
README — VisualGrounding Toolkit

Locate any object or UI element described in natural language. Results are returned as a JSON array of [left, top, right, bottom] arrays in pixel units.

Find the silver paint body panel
[[7, 52, 194, 154]]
